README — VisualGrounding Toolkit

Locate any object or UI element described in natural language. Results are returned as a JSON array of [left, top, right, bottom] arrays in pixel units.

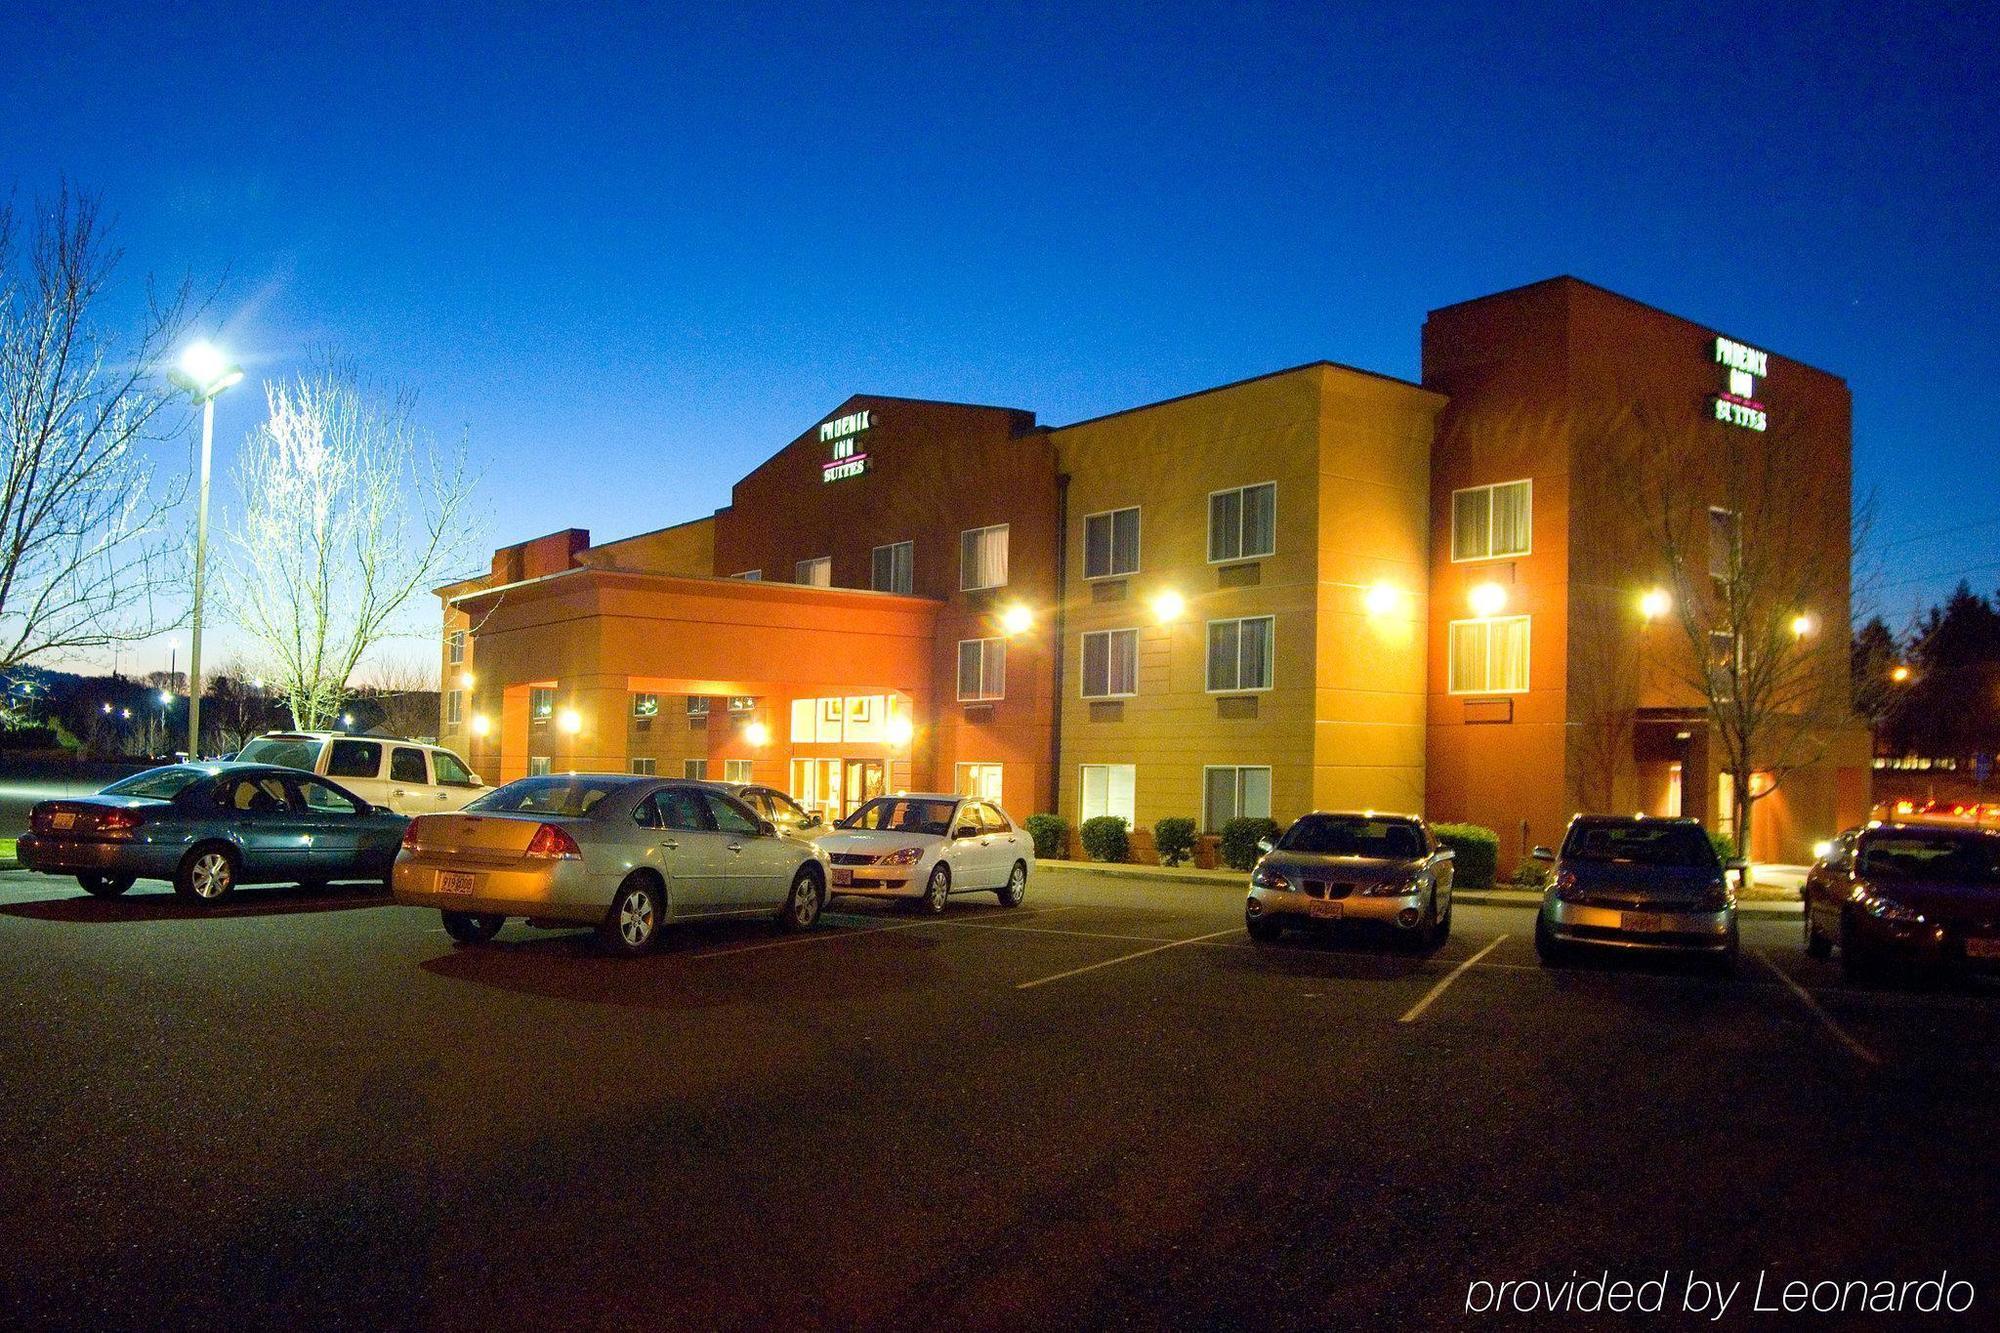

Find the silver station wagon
[[1244, 811, 1456, 947], [393, 774, 832, 955]]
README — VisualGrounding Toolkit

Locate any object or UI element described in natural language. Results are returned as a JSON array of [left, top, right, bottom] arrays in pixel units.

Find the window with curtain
[[1081, 628, 1138, 698], [446, 630, 465, 664], [960, 524, 1009, 590], [1205, 616, 1274, 692], [795, 556, 831, 587], [1080, 764, 1136, 825], [631, 693, 658, 718], [445, 691, 461, 725], [957, 638, 1007, 701], [528, 756, 552, 777], [1446, 616, 1531, 693], [724, 759, 753, 783], [629, 758, 657, 775], [1208, 483, 1276, 562], [683, 759, 708, 780], [955, 763, 1004, 802], [1202, 766, 1271, 831], [1083, 507, 1141, 579], [1451, 480, 1532, 560], [529, 687, 554, 726], [871, 541, 913, 594]]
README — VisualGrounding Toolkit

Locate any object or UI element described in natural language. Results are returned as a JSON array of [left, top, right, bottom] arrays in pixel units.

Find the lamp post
[[169, 340, 243, 760]]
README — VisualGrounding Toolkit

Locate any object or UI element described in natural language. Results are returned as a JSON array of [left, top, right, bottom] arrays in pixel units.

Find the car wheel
[[77, 873, 134, 898], [1429, 890, 1453, 946], [1803, 909, 1833, 960], [917, 864, 950, 915], [1839, 913, 1886, 984], [441, 910, 505, 945], [1533, 913, 1567, 966], [1246, 909, 1284, 943], [174, 846, 237, 903], [996, 860, 1028, 908], [777, 866, 823, 932], [1710, 943, 1740, 977], [602, 875, 664, 956]]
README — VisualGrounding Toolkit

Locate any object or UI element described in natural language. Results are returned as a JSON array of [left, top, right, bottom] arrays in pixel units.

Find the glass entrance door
[[843, 759, 885, 814]]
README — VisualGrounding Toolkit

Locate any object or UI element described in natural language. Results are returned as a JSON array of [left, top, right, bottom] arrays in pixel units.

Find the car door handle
[[392, 790, 407, 798], [661, 839, 680, 851]]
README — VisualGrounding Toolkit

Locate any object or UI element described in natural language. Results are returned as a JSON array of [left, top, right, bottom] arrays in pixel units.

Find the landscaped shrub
[[1079, 815, 1130, 863], [1153, 817, 1198, 867], [1221, 817, 1283, 871], [1432, 822, 1499, 889], [1508, 858, 1551, 890], [1707, 829, 1738, 864], [1023, 814, 1069, 861]]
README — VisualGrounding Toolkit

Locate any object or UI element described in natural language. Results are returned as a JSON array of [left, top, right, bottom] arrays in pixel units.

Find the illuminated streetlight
[[458, 671, 476, 689], [744, 720, 771, 747], [168, 338, 244, 760], [556, 708, 582, 735], [1638, 588, 1672, 621], [887, 715, 914, 747], [470, 714, 492, 736], [999, 604, 1033, 636], [1790, 612, 1816, 639], [1363, 582, 1401, 617], [157, 689, 173, 707], [1890, 664, 1912, 684], [1151, 590, 1186, 623], [1468, 582, 1508, 618]]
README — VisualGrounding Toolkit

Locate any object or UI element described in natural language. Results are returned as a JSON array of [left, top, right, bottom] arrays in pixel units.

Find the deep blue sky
[[5, 1, 1995, 674]]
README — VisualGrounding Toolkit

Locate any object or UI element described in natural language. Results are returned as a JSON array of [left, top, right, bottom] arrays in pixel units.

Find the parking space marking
[[936, 920, 1176, 945], [689, 905, 1073, 961], [1753, 948, 1882, 1066], [1014, 927, 1243, 990], [1397, 935, 1508, 1023]]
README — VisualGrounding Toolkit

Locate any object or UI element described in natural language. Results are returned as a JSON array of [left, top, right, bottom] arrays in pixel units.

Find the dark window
[[295, 778, 362, 816], [654, 787, 711, 832], [704, 792, 761, 836], [327, 740, 381, 779], [1084, 507, 1140, 579], [216, 775, 292, 815], [390, 747, 428, 785], [1279, 815, 1424, 859], [432, 751, 477, 786]]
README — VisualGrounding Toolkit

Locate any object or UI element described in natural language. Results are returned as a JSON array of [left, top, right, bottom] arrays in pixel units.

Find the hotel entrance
[[791, 757, 887, 822]]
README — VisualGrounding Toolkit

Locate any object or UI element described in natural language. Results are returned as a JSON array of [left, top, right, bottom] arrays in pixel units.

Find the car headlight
[[1864, 894, 1925, 924], [1362, 874, 1426, 898], [1250, 863, 1293, 891], [875, 847, 925, 866]]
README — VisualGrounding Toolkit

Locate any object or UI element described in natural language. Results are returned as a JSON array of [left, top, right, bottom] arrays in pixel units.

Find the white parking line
[[1014, 927, 1243, 991], [1397, 935, 1508, 1023], [1752, 948, 1882, 1066]]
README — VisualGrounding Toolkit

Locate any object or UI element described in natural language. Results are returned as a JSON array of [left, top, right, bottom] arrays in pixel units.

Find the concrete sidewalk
[[1044, 858, 1806, 917]]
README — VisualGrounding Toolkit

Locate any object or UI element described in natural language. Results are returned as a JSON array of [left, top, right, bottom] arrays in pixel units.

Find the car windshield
[[100, 766, 210, 800], [466, 776, 620, 818], [839, 797, 957, 836], [1280, 815, 1424, 859], [1563, 823, 1719, 868], [1860, 834, 2000, 885], [237, 736, 322, 771]]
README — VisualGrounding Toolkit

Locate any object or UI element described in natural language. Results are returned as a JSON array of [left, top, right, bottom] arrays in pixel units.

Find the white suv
[[235, 732, 490, 814]]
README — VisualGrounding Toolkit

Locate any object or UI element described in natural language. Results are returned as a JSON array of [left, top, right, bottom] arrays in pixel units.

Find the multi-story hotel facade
[[437, 278, 1871, 863]]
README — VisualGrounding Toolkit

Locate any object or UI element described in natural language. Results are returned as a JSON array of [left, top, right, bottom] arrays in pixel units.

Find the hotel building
[[438, 278, 1870, 863]]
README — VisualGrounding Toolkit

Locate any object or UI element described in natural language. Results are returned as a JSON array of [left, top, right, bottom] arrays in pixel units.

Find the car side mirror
[[1255, 837, 1274, 854], [757, 819, 777, 838], [1531, 846, 1556, 862]]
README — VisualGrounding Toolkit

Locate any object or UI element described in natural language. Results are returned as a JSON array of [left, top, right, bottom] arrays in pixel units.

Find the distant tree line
[[1855, 581, 2000, 765]]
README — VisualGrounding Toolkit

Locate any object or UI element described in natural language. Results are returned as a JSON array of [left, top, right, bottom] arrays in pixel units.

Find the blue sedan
[[18, 763, 409, 903]]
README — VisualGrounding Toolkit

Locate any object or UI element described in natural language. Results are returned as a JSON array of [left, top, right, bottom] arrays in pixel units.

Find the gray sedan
[[1244, 811, 1455, 947], [18, 763, 407, 902], [393, 775, 832, 954]]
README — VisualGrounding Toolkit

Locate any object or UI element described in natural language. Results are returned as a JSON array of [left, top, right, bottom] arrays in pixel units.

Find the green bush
[[1708, 829, 1738, 864], [1153, 817, 1198, 867], [1023, 814, 1069, 861], [1508, 859, 1551, 890], [1079, 815, 1130, 863], [1221, 817, 1283, 871], [1433, 822, 1500, 889]]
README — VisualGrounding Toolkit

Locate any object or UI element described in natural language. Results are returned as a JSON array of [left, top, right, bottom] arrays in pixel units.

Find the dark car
[[18, 763, 408, 903], [1533, 815, 1742, 971], [1243, 811, 1456, 947], [1803, 823, 2000, 981]]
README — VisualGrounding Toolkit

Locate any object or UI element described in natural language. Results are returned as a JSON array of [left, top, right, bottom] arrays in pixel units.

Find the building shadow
[[1216, 927, 1440, 981], [0, 880, 393, 924]]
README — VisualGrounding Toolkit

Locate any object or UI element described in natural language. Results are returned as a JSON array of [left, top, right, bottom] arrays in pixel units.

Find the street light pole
[[170, 341, 243, 761]]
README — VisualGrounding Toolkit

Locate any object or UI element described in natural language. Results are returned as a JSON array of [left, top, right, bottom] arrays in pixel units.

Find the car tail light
[[97, 809, 144, 834], [524, 823, 583, 860], [401, 819, 425, 852]]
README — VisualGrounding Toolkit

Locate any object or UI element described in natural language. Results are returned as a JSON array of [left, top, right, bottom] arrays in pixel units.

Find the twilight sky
[[4, 0, 1995, 676]]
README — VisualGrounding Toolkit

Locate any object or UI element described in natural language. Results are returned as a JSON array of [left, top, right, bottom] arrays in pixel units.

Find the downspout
[[1049, 470, 1070, 817]]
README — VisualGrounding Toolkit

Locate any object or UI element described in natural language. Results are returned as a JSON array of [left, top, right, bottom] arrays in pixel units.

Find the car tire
[[1839, 913, 1886, 984], [174, 846, 238, 903], [1533, 914, 1567, 966], [1709, 944, 1739, 977], [1429, 891, 1453, 947], [77, 873, 134, 898], [777, 866, 824, 932], [602, 875, 664, 956], [917, 864, 950, 915], [996, 860, 1027, 908], [1246, 910, 1284, 943], [441, 910, 505, 945], [1804, 911, 1833, 960]]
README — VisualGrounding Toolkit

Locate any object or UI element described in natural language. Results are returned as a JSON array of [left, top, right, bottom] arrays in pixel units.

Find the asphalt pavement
[[1, 865, 1995, 1330]]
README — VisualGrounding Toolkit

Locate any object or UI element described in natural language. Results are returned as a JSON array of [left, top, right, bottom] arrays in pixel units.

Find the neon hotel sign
[[1711, 336, 1768, 432], [821, 410, 873, 482]]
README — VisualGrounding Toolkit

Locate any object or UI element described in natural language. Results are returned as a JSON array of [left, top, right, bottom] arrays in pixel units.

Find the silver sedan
[[393, 774, 832, 955]]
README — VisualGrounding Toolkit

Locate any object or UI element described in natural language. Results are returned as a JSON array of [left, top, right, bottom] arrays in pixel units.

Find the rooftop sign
[[820, 409, 873, 483], [1711, 336, 1768, 432]]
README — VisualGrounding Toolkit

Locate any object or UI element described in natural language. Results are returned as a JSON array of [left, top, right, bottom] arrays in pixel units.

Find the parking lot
[[3, 862, 1997, 1329]]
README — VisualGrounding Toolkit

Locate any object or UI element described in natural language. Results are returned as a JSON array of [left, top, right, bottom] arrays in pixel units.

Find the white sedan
[[815, 793, 1032, 914]]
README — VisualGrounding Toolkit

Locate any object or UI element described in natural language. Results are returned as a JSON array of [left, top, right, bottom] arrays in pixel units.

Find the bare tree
[[224, 365, 477, 730], [204, 658, 283, 754], [0, 187, 192, 670], [351, 653, 442, 740]]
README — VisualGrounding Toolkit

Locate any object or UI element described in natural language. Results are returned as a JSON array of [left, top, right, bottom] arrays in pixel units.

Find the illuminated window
[[629, 758, 657, 776], [529, 687, 555, 727], [728, 696, 755, 714], [960, 525, 1010, 591], [685, 696, 711, 717], [957, 639, 1006, 702], [1208, 483, 1276, 563], [683, 759, 708, 780], [528, 755, 552, 777], [871, 541, 913, 594], [1205, 616, 1274, 692], [1202, 766, 1270, 832], [446, 629, 466, 665], [724, 759, 753, 784], [795, 556, 831, 588], [1081, 628, 1139, 699], [1451, 480, 1532, 561], [1080, 764, 1135, 825], [1083, 507, 1141, 579], [1447, 616, 1530, 694], [731, 569, 762, 581], [631, 693, 658, 719], [955, 762, 1004, 802]]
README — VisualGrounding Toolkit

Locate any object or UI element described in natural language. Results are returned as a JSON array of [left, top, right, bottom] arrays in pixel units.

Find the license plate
[[438, 871, 476, 896], [833, 868, 854, 886], [1621, 911, 1671, 933], [1305, 898, 1343, 920], [1966, 937, 2000, 960], [50, 812, 75, 830]]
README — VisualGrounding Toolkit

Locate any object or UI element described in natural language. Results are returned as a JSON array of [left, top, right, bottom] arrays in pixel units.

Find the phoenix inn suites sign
[[820, 410, 873, 482], [1712, 336, 1769, 432]]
